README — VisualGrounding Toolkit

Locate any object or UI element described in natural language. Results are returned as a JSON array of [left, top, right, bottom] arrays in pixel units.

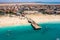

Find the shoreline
[[0, 21, 60, 28], [0, 14, 60, 27]]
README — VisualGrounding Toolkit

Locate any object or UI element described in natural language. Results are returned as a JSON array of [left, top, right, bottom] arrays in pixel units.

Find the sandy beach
[[0, 13, 60, 27]]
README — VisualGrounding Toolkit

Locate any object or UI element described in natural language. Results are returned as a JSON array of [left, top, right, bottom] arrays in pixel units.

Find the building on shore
[[0, 3, 60, 14]]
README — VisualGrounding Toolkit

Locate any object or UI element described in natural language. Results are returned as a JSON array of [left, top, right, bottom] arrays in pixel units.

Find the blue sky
[[0, 0, 60, 2]]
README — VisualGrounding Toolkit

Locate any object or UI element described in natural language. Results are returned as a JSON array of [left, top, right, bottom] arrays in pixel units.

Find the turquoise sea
[[0, 22, 60, 40]]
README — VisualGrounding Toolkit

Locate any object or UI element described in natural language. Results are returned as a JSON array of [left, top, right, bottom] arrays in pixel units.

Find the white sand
[[25, 14, 60, 23], [0, 14, 60, 27]]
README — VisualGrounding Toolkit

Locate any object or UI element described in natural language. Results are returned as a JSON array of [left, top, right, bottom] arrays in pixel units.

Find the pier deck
[[26, 17, 42, 30]]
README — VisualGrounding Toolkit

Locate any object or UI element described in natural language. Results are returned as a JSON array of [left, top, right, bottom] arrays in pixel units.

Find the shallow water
[[0, 22, 60, 40]]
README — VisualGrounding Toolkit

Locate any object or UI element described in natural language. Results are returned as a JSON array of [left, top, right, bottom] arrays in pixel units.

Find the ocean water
[[37, 2, 60, 4], [0, 2, 60, 5], [0, 22, 60, 40]]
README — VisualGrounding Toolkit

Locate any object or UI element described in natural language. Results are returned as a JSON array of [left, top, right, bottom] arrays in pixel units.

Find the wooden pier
[[26, 17, 42, 30]]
